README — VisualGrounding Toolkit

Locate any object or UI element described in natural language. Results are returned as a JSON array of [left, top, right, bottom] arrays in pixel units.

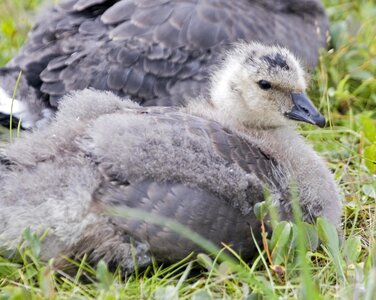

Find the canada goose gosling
[[187, 42, 341, 225]]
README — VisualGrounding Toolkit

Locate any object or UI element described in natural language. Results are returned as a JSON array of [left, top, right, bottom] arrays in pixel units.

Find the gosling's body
[[0, 0, 329, 128], [0, 43, 341, 272]]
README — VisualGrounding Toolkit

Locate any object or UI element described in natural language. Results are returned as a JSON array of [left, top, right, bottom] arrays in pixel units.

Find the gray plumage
[[0, 43, 341, 273], [0, 0, 328, 128]]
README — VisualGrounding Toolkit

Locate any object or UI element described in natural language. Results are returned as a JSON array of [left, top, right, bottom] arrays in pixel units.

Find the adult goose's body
[[0, 0, 329, 128], [0, 43, 341, 273]]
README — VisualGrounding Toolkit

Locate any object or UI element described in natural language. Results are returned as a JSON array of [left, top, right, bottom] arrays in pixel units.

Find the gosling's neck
[[185, 95, 292, 133]]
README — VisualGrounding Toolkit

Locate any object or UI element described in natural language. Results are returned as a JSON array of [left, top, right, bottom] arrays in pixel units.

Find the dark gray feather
[[1, 0, 329, 125]]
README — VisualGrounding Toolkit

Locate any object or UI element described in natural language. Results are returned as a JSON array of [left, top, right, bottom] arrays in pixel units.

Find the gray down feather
[[0, 87, 341, 273], [0, 90, 272, 270]]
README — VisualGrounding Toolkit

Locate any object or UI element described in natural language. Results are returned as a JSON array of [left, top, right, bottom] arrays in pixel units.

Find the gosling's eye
[[258, 80, 272, 90]]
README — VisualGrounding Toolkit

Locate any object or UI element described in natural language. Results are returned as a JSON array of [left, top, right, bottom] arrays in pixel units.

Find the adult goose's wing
[[8, 0, 328, 108], [79, 107, 289, 263]]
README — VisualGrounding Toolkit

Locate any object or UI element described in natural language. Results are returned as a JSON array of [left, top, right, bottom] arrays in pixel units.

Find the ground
[[0, 0, 375, 299]]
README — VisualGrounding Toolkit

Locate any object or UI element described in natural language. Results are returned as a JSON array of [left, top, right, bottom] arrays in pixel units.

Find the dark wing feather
[[6, 0, 328, 108], [94, 180, 260, 262], [82, 108, 286, 262]]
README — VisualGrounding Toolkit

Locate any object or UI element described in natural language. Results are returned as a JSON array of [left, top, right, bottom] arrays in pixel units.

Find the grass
[[0, 0, 375, 298], [0, 0, 43, 66]]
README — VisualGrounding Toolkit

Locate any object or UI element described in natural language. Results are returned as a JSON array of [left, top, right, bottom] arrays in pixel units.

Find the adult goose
[[0, 43, 341, 273], [0, 0, 329, 128]]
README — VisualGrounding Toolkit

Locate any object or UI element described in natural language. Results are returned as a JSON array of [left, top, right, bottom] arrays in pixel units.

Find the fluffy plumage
[[0, 0, 329, 128], [0, 43, 341, 273]]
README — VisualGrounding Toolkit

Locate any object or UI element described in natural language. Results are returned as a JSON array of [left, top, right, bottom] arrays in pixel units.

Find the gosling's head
[[210, 42, 325, 129]]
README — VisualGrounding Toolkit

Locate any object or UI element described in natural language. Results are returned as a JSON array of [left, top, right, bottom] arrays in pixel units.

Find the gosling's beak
[[285, 93, 326, 128]]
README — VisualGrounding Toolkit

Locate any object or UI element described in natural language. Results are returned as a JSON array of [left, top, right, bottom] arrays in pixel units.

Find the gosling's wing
[[93, 179, 260, 262], [8, 0, 328, 108], [82, 106, 285, 194], [81, 108, 285, 262]]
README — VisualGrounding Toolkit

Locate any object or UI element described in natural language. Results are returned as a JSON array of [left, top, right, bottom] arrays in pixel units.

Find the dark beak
[[285, 93, 326, 128]]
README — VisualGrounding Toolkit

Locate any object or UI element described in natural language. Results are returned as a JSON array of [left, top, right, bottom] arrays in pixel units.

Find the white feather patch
[[0, 87, 52, 129]]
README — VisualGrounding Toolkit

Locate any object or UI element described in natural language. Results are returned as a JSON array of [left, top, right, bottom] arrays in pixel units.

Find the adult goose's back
[[0, 0, 328, 128]]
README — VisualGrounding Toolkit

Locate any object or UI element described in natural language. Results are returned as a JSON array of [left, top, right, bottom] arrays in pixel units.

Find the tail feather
[[0, 67, 53, 129], [0, 112, 21, 129]]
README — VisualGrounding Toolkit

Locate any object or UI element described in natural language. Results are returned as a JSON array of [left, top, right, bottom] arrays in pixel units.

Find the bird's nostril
[[300, 106, 310, 115]]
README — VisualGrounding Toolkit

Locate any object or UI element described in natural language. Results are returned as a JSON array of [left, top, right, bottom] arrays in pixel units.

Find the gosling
[[0, 42, 341, 273]]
